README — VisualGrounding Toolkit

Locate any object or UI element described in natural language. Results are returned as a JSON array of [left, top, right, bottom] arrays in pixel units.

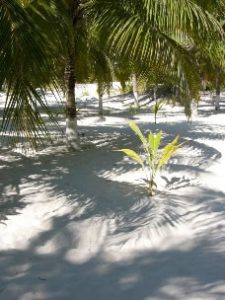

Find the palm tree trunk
[[153, 86, 157, 124], [64, 56, 80, 150], [98, 82, 104, 117], [132, 74, 139, 107], [63, 0, 82, 150], [215, 72, 220, 111], [202, 79, 207, 93], [99, 94, 104, 116], [191, 101, 198, 118]]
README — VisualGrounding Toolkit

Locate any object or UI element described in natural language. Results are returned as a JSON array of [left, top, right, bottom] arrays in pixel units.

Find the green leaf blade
[[157, 135, 183, 170], [128, 121, 147, 146], [117, 148, 144, 167]]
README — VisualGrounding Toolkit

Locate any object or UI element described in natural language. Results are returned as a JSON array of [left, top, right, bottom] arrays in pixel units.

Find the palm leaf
[[88, 0, 224, 113], [128, 121, 147, 146], [148, 131, 162, 155], [0, 0, 63, 148], [116, 149, 144, 167], [157, 135, 185, 170]]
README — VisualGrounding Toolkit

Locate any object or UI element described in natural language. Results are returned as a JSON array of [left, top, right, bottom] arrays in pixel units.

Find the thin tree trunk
[[215, 72, 220, 111], [99, 94, 104, 116], [191, 100, 198, 118], [153, 85, 157, 101], [202, 80, 207, 93], [175, 85, 180, 103], [64, 56, 80, 150], [97, 82, 104, 117], [153, 86, 157, 124], [63, 0, 82, 150], [132, 74, 139, 106]]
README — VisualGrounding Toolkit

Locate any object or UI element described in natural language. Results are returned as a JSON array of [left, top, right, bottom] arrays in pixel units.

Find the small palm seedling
[[129, 104, 139, 117], [151, 100, 165, 124], [82, 90, 90, 97], [117, 121, 185, 196]]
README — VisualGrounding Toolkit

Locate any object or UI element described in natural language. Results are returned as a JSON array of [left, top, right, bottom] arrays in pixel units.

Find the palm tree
[[50, 1, 115, 147], [90, 0, 224, 112], [1, 0, 225, 148], [189, 1, 225, 111]]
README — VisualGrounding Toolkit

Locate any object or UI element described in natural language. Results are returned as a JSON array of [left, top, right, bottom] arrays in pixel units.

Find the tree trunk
[[202, 80, 207, 93], [97, 82, 104, 117], [132, 74, 139, 106], [63, 0, 82, 150], [154, 89, 157, 124], [153, 85, 157, 101], [191, 101, 198, 118], [64, 57, 80, 150], [99, 94, 104, 116], [215, 72, 220, 111], [153, 85, 158, 124]]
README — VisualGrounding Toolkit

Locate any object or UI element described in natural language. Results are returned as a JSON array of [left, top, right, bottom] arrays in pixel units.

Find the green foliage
[[117, 121, 185, 196], [117, 149, 144, 167], [124, 82, 133, 94], [151, 100, 165, 124], [82, 90, 90, 97], [1, 0, 225, 148], [90, 0, 225, 109], [0, 0, 63, 148], [129, 104, 139, 116]]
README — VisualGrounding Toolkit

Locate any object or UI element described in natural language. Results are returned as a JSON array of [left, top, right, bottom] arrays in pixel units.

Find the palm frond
[[0, 0, 63, 148]]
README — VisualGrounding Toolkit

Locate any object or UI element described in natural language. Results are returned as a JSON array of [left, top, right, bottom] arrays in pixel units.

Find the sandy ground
[[0, 93, 225, 299]]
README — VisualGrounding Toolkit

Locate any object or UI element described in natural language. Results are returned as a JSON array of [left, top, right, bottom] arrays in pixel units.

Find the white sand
[[0, 94, 225, 299]]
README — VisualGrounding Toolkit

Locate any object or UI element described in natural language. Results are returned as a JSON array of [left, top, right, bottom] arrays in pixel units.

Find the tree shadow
[[0, 154, 31, 224], [0, 109, 225, 299], [0, 117, 223, 224], [1, 187, 225, 299]]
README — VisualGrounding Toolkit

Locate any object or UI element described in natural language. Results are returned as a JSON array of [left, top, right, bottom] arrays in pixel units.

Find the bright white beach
[[0, 92, 225, 299]]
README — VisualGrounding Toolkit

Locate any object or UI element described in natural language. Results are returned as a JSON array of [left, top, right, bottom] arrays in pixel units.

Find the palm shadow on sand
[[0, 117, 225, 299]]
